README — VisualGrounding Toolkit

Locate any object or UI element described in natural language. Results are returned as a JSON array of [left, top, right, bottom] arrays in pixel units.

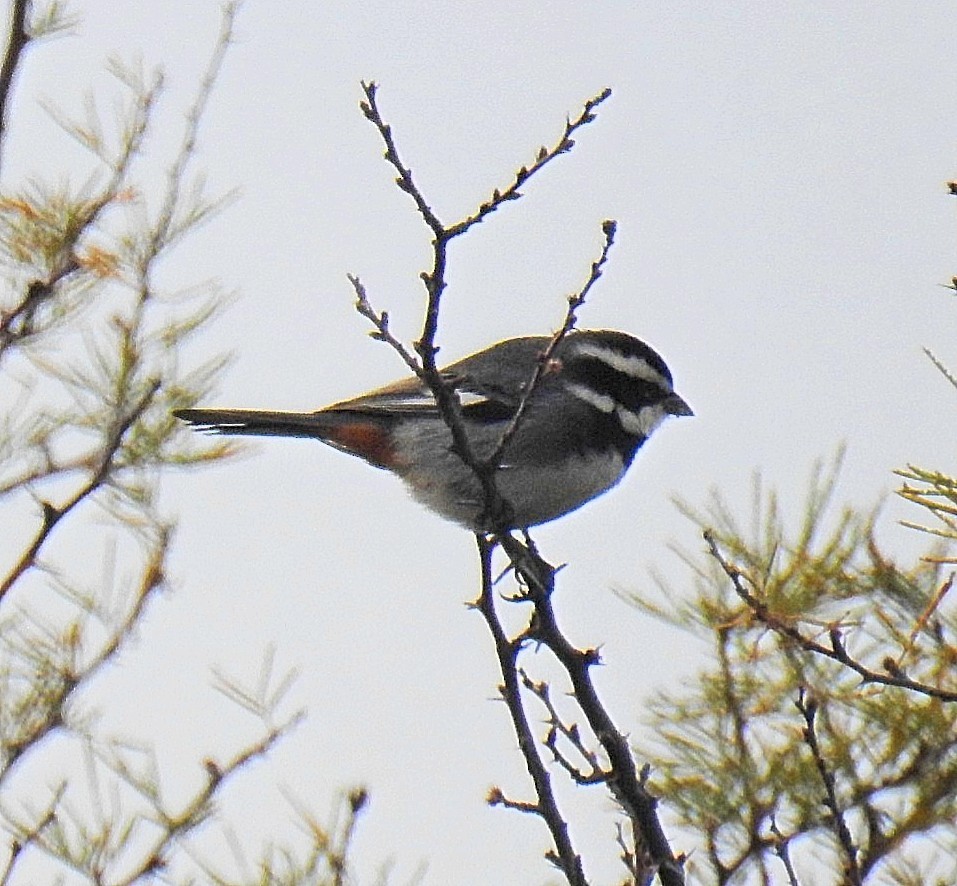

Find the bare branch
[[0, 0, 30, 172], [769, 818, 801, 886], [350, 273, 426, 380], [0, 68, 162, 357], [0, 783, 64, 886], [795, 689, 862, 885], [146, 0, 241, 259], [446, 88, 613, 240], [520, 670, 607, 785], [512, 551, 686, 886], [359, 80, 444, 237], [0, 379, 160, 600], [355, 79, 682, 883], [704, 529, 957, 702], [475, 536, 586, 885], [356, 82, 612, 387], [488, 220, 616, 469], [112, 714, 303, 886]]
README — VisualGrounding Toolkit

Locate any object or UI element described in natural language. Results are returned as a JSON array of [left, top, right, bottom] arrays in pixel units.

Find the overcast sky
[[5, 2, 957, 883]]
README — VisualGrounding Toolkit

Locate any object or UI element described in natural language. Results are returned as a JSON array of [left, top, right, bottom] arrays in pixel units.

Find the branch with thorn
[[352, 82, 683, 885], [520, 669, 607, 785], [795, 688, 863, 885], [704, 530, 957, 702]]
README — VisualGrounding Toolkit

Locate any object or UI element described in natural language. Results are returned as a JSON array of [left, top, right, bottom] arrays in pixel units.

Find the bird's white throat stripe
[[566, 382, 670, 438], [574, 342, 670, 390], [617, 402, 669, 437]]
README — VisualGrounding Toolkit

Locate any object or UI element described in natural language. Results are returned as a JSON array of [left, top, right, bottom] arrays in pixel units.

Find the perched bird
[[174, 329, 691, 531]]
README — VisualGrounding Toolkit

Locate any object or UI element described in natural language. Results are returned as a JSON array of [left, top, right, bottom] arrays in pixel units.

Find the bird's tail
[[174, 408, 334, 439]]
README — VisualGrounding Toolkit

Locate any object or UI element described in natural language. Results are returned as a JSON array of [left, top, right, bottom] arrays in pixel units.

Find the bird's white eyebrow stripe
[[574, 342, 670, 390], [565, 382, 615, 413]]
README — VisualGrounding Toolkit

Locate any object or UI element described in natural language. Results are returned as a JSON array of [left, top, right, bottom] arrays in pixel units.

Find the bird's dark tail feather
[[174, 408, 333, 439]]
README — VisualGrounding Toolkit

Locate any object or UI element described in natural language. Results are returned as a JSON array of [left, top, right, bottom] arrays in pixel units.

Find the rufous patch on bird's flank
[[324, 420, 397, 468]]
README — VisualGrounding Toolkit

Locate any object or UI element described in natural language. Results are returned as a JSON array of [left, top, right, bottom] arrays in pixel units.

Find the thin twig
[[350, 273, 427, 381], [0, 0, 30, 173], [445, 89, 612, 240], [0, 66, 162, 356], [923, 346, 957, 392], [0, 379, 160, 600], [0, 783, 64, 886], [769, 818, 801, 886], [0, 532, 167, 781], [488, 220, 616, 468], [795, 689, 862, 885], [521, 670, 606, 785], [359, 81, 444, 237], [356, 82, 612, 389], [71, 525, 169, 688], [330, 788, 369, 886], [704, 530, 957, 702], [146, 0, 241, 259], [112, 713, 303, 886]]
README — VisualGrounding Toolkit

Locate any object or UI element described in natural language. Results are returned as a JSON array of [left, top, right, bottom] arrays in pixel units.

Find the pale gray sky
[[5, 2, 957, 883]]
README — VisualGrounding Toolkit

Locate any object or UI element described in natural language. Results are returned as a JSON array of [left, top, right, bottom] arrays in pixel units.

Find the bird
[[174, 329, 691, 532]]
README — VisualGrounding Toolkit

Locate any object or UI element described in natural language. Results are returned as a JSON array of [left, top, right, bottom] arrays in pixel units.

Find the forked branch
[[353, 83, 684, 884]]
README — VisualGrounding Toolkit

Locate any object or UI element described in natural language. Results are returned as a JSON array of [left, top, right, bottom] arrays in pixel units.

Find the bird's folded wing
[[330, 371, 520, 415]]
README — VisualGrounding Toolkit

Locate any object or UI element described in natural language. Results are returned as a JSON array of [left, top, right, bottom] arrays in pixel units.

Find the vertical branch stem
[[356, 83, 683, 883], [0, 0, 30, 171], [521, 576, 685, 886], [475, 536, 586, 885], [795, 689, 862, 885]]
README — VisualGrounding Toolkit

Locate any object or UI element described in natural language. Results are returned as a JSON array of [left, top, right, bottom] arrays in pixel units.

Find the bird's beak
[[664, 392, 693, 418]]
